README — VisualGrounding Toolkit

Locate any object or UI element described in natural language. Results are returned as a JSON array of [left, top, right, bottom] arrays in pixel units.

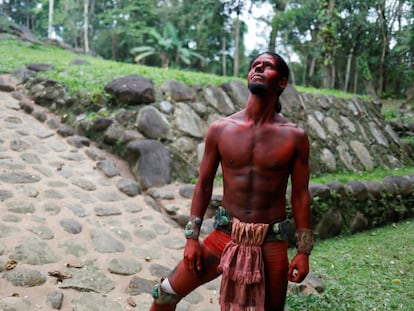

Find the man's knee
[[152, 278, 182, 306]]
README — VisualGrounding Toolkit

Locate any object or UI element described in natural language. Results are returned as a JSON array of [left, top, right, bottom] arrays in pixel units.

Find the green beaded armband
[[184, 216, 202, 240]]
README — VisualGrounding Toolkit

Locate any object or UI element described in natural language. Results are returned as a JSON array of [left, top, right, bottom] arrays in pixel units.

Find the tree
[[267, 0, 289, 52], [2, 0, 38, 32], [131, 22, 204, 69], [92, 0, 158, 61], [4, 0, 412, 97], [151, 0, 234, 74], [276, 0, 321, 87]]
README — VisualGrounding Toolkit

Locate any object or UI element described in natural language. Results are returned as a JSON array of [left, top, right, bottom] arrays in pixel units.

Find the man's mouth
[[251, 74, 265, 80]]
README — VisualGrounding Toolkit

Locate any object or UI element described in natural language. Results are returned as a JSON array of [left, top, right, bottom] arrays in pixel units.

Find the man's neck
[[245, 95, 277, 125]]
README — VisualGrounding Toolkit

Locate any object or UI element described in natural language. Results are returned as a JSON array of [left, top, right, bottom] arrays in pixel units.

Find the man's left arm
[[288, 128, 312, 283]]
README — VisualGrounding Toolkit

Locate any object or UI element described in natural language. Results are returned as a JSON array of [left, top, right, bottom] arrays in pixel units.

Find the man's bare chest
[[218, 126, 295, 170]]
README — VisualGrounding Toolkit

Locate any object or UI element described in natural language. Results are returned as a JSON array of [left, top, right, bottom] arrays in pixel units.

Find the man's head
[[247, 52, 289, 112]]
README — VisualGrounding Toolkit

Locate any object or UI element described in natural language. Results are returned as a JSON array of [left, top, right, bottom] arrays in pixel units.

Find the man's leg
[[263, 241, 289, 311], [150, 233, 226, 311]]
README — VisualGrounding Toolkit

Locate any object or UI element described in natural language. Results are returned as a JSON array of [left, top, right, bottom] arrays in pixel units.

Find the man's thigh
[[168, 236, 225, 296], [263, 241, 289, 310]]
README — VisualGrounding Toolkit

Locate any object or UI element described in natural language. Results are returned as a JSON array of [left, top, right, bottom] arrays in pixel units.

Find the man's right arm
[[183, 122, 222, 271], [288, 128, 312, 283]]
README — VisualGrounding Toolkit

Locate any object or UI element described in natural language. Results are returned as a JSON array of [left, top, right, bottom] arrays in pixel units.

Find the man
[[150, 52, 313, 311]]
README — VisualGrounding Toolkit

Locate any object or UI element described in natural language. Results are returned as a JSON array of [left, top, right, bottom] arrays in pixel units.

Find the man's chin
[[248, 82, 267, 95]]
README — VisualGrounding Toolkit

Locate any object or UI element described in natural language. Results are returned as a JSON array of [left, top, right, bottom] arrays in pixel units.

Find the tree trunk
[[111, 33, 117, 60], [268, 0, 288, 52], [377, 0, 387, 95], [161, 52, 169, 69], [83, 0, 89, 53], [222, 36, 227, 76], [308, 56, 316, 87], [268, 16, 277, 52], [233, 10, 240, 77], [48, 0, 54, 39], [283, 45, 295, 85], [353, 59, 358, 94], [321, 0, 336, 89], [363, 79, 379, 99], [344, 45, 355, 92]]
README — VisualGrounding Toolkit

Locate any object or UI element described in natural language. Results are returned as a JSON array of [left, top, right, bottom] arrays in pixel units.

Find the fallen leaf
[[48, 270, 72, 280], [127, 296, 137, 307], [66, 262, 83, 268], [5, 260, 17, 270]]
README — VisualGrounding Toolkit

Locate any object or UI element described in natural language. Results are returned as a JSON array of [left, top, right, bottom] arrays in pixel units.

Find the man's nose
[[255, 63, 264, 72]]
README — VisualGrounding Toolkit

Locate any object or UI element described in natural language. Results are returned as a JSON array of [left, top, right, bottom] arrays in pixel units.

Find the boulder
[[314, 208, 343, 239], [203, 85, 235, 115], [220, 80, 249, 110], [127, 139, 171, 189], [160, 80, 196, 102], [26, 63, 54, 72], [345, 181, 369, 202], [136, 106, 170, 139], [104, 75, 155, 105]]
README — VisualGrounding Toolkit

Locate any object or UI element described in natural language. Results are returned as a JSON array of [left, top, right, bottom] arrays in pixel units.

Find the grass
[[295, 85, 371, 101], [0, 37, 244, 94], [310, 166, 414, 184], [0, 36, 379, 102], [287, 219, 414, 310]]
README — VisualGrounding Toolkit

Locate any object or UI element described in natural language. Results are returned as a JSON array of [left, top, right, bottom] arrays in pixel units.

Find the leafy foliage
[[130, 22, 204, 69]]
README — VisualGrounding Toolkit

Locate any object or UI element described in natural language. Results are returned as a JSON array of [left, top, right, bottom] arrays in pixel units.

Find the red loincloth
[[217, 218, 269, 311]]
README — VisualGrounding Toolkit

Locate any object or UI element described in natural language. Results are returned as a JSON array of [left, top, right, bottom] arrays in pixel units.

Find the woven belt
[[213, 207, 289, 242]]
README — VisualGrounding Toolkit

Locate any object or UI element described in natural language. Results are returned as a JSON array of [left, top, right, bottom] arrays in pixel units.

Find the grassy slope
[[0, 37, 244, 94], [288, 220, 414, 310]]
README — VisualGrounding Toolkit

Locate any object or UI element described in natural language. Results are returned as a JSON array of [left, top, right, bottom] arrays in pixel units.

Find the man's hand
[[288, 253, 309, 283], [183, 239, 202, 272]]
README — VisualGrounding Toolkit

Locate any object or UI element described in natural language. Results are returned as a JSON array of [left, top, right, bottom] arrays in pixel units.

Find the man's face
[[247, 53, 285, 96]]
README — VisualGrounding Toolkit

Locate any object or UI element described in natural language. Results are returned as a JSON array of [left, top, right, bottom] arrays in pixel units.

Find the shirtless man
[[150, 52, 313, 311]]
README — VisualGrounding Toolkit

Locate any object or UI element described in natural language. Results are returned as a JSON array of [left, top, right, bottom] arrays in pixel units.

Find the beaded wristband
[[296, 228, 314, 254], [184, 216, 202, 240]]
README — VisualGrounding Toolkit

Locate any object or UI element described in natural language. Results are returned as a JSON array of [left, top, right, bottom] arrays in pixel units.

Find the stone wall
[[7, 68, 414, 239], [295, 175, 414, 240], [15, 70, 413, 190], [280, 86, 413, 174], [166, 175, 414, 242]]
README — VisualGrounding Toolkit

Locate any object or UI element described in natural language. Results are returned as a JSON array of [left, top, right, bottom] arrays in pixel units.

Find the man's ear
[[279, 77, 288, 90]]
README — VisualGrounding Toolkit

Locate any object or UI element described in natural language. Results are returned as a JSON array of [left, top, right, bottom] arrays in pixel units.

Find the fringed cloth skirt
[[204, 218, 289, 311]]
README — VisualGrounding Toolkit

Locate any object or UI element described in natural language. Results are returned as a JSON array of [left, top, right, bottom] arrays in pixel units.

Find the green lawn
[[287, 220, 414, 310]]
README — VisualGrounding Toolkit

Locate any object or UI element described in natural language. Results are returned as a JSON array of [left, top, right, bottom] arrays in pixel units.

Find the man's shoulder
[[275, 115, 308, 136], [275, 114, 298, 128], [211, 110, 245, 126]]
